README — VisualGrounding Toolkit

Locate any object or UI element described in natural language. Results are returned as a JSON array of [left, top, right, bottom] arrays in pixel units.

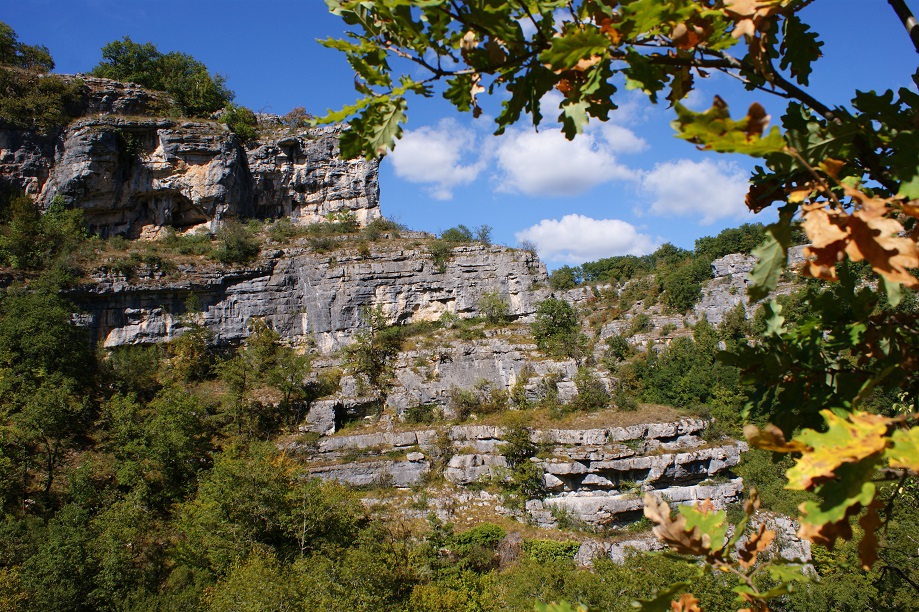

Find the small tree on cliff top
[[320, 1, 919, 608]]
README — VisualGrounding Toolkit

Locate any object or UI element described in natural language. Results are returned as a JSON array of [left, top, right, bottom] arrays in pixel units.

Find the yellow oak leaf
[[887, 426, 919, 470], [858, 500, 884, 570], [744, 423, 808, 453], [671, 592, 702, 612], [786, 410, 891, 490]]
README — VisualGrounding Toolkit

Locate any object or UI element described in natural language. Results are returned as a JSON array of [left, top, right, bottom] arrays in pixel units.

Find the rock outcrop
[[0, 76, 380, 237], [71, 242, 546, 352], [286, 417, 746, 528]]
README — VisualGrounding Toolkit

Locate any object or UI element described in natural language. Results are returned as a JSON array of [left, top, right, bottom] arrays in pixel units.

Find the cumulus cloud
[[599, 123, 648, 154], [640, 159, 750, 224], [494, 129, 636, 196], [515, 214, 657, 263], [389, 119, 485, 200]]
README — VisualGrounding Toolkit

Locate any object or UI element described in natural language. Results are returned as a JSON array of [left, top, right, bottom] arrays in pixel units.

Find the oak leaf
[[644, 494, 712, 557], [670, 593, 701, 612], [744, 423, 808, 453], [857, 500, 884, 570], [786, 410, 891, 490], [887, 426, 919, 470], [737, 523, 776, 569]]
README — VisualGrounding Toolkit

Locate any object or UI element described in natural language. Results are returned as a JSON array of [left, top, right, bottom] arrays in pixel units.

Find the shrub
[[604, 334, 633, 368], [625, 313, 652, 337], [281, 106, 311, 130], [441, 225, 473, 243], [0, 194, 87, 270], [361, 217, 403, 241], [522, 540, 581, 564], [222, 103, 258, 143], [450, 523, 506, 554], [478, 290, 510, 324], [474, 225, 492, 245], [570, 367, 610, 412], [404, 402, 438, 425], [212, 221, 259, 264], [91, 37, 233, 117], [660, 256, 712, 313], [161, 229, 213, 256], [429, 240, 452, 273], [267, 216, 298, 242], [531, 298, 585, 360], [548, 266, 581, 290]]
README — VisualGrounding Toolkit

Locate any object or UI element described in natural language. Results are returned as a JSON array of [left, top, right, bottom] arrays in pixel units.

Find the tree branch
[[888, 0, 919, 54]]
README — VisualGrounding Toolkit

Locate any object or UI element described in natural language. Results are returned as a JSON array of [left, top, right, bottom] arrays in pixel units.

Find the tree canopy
[[321, 1, 919, 609], [91, 36, 234, 117]]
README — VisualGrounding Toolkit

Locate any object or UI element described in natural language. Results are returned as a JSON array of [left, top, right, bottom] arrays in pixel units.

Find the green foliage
[[448, 379, 508, 421], [404, 402, 438, 425], [91, 36, 233, 117], [222, 103, 258, 143], [345, 306, 403, 402], [569, 367, 610, 413], [522, 540, 580, 564], [213, 220, 260, 264], [532, 298, 585, 360], [361, 216, 404, 241], [694, 223, 765, 261], [441, 225, 473, 243], [0, 23, 84, 132], [478, 290, 510, 325], [450, 523, 505, 557], [660, 256, 712, 313], [429, 239, 453, 273], [548, 266, 581, 291], [604, 335, 633, 369], [0, 194, 88, 270]]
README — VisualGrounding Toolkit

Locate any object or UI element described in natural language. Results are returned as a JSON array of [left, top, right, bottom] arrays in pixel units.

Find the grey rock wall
[[287, 417, 746, 527], [71, 242, 547, 352], [0, 77, 380, 237]]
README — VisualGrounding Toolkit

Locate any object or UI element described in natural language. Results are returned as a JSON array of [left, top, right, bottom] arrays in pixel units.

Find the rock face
[[0, 77, 380, 237], [71, 242, 546, 351], [286, 417, 747, 528]]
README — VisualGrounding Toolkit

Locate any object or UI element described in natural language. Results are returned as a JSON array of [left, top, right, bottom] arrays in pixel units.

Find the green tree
[[345, 306, 402, 404], [91, 36, 234, 117], [478, 290, 511, 324], [0, 23, 82, 132], [548, 266, 581, 290], [531, 298, 585, 361]]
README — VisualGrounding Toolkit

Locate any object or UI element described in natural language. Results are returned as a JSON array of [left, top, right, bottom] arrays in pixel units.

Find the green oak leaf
[[747, 215, 793, 302], [538, 28, 610, 70]]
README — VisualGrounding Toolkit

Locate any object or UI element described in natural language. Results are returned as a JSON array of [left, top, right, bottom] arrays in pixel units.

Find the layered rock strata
[[70, 242, 545, 352], [0, 76, 380, 237], [287, 417, 746, 527]]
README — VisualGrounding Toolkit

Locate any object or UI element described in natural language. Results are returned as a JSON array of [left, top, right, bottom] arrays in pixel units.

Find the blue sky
[[5, 1, 917, 269]]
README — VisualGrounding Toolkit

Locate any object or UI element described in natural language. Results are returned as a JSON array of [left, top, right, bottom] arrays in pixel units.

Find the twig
[[888, 0, 919, 54]]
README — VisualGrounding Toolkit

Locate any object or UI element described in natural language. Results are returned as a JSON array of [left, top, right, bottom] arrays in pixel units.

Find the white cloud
[[495, 128, 636, 196], [515, 214, 657, 263], [389, 119, 485, 200], [640, 159, 750, 224], [599, 123, 648, 154]]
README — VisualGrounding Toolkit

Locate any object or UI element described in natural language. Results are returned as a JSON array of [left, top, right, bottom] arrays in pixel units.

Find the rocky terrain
[[0, 76, 380, 238], [0, 75, 813, 567]]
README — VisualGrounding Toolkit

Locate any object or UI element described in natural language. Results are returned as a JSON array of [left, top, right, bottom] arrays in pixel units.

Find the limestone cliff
[[72, 241, 546, 352], [0, 76, 380, 237]]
